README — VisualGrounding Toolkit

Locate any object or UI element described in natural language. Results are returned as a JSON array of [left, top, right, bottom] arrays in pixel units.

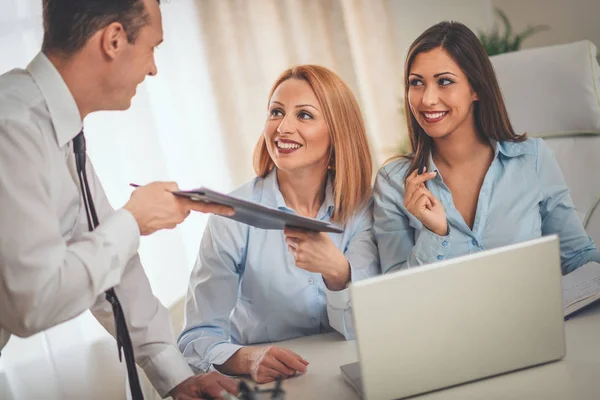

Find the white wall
[[388, 0, 493, 62], [388, 0, 600, 72], [491, 0, 600, 49]]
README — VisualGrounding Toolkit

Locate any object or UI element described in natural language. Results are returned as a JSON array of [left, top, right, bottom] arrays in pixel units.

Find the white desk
[[258, 304, 600, 400]]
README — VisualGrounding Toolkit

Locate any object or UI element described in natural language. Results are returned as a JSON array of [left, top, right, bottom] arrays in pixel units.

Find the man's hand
[[123, 182, 234, 235], [169, 371, 239, 400]]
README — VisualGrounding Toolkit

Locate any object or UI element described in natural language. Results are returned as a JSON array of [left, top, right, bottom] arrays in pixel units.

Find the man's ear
[[100, 22, 127, 60]]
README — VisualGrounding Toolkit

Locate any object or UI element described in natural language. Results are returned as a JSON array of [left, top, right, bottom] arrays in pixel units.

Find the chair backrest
[[490, 40, 600, 137]]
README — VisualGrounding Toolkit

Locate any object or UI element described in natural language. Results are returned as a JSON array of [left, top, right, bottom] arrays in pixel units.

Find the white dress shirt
[[0, 53, 193, 398]]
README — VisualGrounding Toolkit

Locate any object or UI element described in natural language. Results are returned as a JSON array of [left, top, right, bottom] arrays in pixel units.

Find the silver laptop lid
[[350, 235, 566, 400]]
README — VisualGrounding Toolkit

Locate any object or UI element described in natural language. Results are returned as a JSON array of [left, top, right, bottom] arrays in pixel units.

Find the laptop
[[342, 235, 566, 400]]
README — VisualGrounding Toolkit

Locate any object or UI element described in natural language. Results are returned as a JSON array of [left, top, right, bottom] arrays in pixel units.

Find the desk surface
[[260, 304, 600, 400]]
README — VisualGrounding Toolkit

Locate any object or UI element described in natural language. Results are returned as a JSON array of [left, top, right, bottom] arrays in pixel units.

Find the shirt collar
[[493, 139, 536, 158], [27, 52, 82, 148], [262, 168, 335, 218], [426, 152, 443, 183], [428, 138, 534, 181]]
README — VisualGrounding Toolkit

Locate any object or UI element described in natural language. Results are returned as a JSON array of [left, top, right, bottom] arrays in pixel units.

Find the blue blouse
[[374, 138, 600, 274], [179, 169, 379, 372]]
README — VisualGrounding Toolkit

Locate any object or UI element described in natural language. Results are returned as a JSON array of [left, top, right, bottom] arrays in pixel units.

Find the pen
[[129, 183, 182, 197]]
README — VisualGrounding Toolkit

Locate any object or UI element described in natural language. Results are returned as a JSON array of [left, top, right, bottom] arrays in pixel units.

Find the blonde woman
[[178, 65, 379, 383]]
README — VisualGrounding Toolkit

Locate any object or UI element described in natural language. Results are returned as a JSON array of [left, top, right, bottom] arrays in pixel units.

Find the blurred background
[[1, 0, 599, 398]]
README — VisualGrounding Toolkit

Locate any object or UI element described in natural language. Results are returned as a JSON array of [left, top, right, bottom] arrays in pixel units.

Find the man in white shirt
[[0, 0, 238, 398]]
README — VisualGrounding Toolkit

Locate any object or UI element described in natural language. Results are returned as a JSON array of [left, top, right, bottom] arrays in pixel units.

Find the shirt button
[[308, 278, 314, 285], [472, 239, 478, 246], [442, 240, 448, 247], [437, 255, 443, 260]]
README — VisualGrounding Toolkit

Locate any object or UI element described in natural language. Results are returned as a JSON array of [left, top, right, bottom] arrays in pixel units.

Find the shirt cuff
[[139, 345, 194, 398], [325, 286, 351, 310], [95, 208, 140, 263], [412, 225, 452, 265], [205, 342, 244, 372], [324, 280, 354, 339], [86, 209, 141, 293]]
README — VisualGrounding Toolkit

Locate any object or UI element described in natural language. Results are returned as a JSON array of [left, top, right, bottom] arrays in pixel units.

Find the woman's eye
[[298, 111, 313, 120], [409, 79, 423, 87], [439, 78, 454, 86], [270, 109, 283, 117]]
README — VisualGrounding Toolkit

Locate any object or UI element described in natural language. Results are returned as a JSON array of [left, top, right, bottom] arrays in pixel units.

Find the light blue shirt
[[178, 169, 379, 372], [374, 138, 600, 275]]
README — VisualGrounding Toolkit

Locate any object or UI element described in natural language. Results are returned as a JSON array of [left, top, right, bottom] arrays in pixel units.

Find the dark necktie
[[73, 131, 144, 400]]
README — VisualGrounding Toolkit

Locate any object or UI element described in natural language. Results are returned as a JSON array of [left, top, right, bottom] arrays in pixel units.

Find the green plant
[[478, 8, 549, 56]]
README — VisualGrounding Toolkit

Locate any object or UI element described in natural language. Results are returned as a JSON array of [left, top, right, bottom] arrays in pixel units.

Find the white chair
[[537, 132, 600, 224], [490, 40, 600, 138], [585, 196, 600, 246], [490, 41, 600, 245]]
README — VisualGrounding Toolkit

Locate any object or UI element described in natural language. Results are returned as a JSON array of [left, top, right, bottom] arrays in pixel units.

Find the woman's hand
[[404, 168, 447, 236], [216, 346, 309, 384], [284, 228, 350, 291]]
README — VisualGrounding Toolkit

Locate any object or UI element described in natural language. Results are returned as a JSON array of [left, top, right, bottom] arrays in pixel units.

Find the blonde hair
[[253, 65, 373, 224]]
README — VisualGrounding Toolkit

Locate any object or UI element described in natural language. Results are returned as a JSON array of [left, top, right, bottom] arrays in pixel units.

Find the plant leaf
[[478, 8, 550, 55], [495, 8, 513, 41]]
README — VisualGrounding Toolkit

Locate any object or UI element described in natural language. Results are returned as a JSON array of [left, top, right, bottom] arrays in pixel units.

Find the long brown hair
[[402, 21, 525, 178], [253, 65, 373, 224]]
